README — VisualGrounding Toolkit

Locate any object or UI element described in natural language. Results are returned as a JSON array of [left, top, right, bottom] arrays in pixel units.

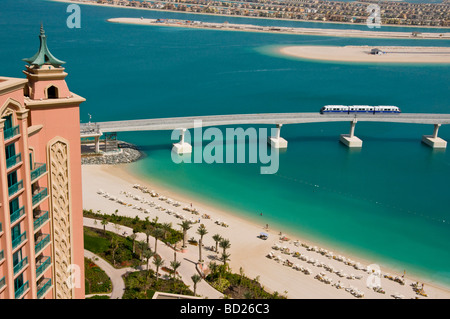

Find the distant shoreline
[[49, 0, 450, 30], [107, 17, 450, 39], [278, 45, 450, 63]]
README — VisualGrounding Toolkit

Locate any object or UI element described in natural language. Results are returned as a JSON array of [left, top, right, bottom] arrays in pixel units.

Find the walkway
[[84, 249, 135, 299]]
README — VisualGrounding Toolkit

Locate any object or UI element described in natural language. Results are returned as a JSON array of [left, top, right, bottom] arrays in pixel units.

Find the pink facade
[[0, 28, 85, 299]]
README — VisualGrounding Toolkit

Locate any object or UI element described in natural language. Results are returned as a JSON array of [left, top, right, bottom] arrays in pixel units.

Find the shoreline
[[82, 162, 450, 298], [50, 0, 450, 30], [278, 45, 450, 63], [107, 17, 450, 39]]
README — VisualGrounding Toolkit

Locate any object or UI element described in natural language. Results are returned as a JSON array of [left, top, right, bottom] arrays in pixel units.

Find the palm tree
[[111, 237, 120, 267], [101, 218, 108, 235], [153, 255, 164, 280], [196, 225, 208, 263], [152, 228, 165, 256], [219, 238, 231, 256], [191, 274, 202, 296], [209, 261, 219, 277], [130, 233, 137, 253], [142, 248, 154, 274], [178, 220, 192, 248], [239, 267, 245, 295], [162, 222, 172, 240], [212, 234, 222, 253], [220, 252, 230, 266], [144, 228, 152, 245], [137, 241, 147, 260], [170, 260, 181, 280]]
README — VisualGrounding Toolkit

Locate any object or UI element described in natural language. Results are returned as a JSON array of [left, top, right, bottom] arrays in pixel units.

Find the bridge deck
[[80, 113, 450, 135]]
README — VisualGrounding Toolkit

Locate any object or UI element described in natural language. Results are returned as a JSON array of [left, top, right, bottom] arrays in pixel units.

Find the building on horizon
[[0, 25, 85, 299]]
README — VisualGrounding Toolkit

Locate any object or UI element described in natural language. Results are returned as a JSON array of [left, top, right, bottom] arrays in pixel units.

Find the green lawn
[[84, 228, 110, 254], [83, 226, 142, 268]]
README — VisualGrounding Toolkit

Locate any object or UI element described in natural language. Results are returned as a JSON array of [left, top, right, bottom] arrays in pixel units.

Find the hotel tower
[[0, 26, 85, 299]]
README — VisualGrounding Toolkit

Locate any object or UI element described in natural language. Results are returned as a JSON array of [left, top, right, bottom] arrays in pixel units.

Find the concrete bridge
[[80, 112, 450, 153]]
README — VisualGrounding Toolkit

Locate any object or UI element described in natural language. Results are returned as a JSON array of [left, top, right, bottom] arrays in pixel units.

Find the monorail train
[[320, 105, 401, 114]]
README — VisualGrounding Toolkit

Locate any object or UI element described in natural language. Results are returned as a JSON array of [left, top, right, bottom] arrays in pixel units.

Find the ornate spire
[[23, 24, 65, 68]]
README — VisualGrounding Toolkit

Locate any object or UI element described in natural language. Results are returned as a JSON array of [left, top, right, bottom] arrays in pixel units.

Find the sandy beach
[[279, 45, 450, 63], [107, 17, 450, 39], [82, 163, 450, 299]]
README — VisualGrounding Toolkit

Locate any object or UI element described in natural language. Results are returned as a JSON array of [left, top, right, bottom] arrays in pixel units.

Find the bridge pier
[[268, 124, 288, 149], [422, 124, 447, 149], [94, 135, 100, 153], [172, 128, 192, 154], [340, 119, 363, 148]]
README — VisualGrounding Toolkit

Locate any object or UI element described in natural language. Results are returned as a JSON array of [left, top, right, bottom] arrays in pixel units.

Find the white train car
[[374, 105, 401, 113], [320, 105, 349, 114], [320, 105, 401, 114]]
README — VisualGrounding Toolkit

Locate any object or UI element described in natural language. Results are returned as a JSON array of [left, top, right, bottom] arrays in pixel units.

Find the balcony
[[0, 249, 4, 263], [36, 256, 51, 278], [12, 231, 26, 250], [0, 276, 5, 292], [37, 278, 52, 299], [4, 125, 20, 141], [8, 180, 23, 197], [30, 163, 47, 182], [13, 256, 28, 276], [34, 210, 49, 231], [32, 187, 48, 207], [10, 206, 25, 225], [6, 153, 21, 170], [15, 280, 29, 299], [35, 234, 50, 254]]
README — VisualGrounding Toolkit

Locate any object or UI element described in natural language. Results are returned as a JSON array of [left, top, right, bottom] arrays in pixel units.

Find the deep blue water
[[1, 0, 449, 287]]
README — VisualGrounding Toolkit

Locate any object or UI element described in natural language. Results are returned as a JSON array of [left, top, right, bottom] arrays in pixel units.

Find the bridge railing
[[80, 122, 100, 136]]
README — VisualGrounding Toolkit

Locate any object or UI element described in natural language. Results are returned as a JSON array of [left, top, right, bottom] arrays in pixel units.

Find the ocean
[[1, 0, 449, 286]]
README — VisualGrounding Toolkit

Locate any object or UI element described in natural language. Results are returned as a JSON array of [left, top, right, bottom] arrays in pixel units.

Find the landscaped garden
[[84, 257, 112, 299], [83, 211, 283, 299]]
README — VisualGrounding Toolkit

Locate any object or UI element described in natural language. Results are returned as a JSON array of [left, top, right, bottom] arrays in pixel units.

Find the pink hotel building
[[0, 26, 85, 299]]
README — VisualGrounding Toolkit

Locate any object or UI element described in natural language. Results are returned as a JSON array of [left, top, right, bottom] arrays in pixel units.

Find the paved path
[[84, 249, 135, 299], [84, 217, 223, 299]]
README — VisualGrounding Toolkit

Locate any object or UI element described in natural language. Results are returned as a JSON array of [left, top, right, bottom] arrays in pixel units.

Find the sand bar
[[107, 17, 450, 39], [82, 163, 450, 299], [279, 45, 450, 63]]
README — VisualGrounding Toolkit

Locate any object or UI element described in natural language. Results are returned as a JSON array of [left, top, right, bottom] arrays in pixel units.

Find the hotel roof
[[23, 24, 66, 68]]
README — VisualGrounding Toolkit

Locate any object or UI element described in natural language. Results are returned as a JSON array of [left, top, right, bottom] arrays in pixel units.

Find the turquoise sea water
[[1, 0, 449, 287]]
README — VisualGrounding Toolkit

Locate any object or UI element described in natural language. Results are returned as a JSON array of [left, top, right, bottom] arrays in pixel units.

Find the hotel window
[[9, 198, 19, 214], [5, 143, 16, 161], [11, 224, 21, 242], [12, 249, 22, 268], [7, 171, 18, 188], [14, 274, 24, 291], [4, 114, 13, 130], [29, 152, 33, 170]]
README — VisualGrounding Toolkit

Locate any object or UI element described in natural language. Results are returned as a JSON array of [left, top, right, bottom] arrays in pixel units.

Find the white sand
[[82, 164, 450, 299], [279, 45, 450, 63]]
